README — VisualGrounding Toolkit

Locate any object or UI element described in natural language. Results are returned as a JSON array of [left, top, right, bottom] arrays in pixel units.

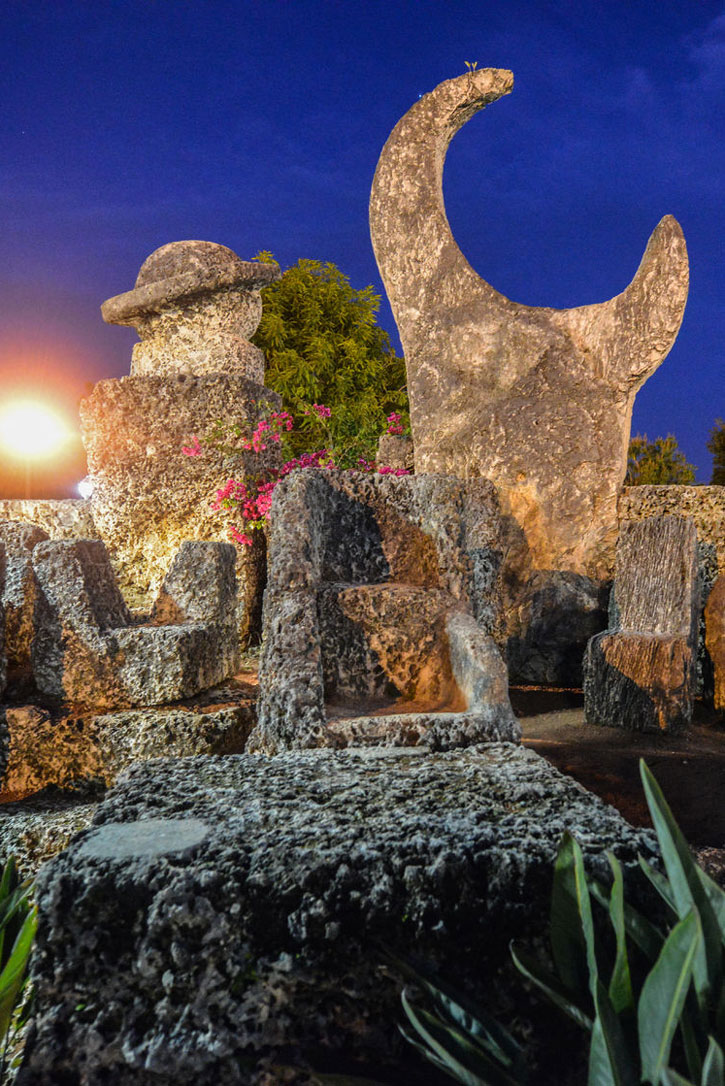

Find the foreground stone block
[[584, 516, 699, 731], [32, 539, 239, 707], [251, 469, 518, 752], [18, 747, 657, 1085]]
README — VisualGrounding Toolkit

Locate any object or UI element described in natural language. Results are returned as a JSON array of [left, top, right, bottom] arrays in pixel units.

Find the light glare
[[0, 401, 71, 460]]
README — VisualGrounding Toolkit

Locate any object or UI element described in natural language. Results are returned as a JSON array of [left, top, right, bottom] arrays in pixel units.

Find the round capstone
[[101, 240, 280, 325], [76, 817, 210, 860]]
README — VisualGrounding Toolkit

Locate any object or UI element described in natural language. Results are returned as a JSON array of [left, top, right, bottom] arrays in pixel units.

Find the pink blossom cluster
[[181, 434, 202, 457], [385, 412, 404, 436], [356, 457, 409, 477], [183, 403, 409, 547], [242, 410, 294, 453], [304, 403, 332, 419]]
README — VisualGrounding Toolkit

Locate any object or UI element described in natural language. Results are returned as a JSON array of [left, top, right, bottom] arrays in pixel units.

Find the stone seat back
[[611, 517, 700, 636], [31, 538, 239, 708], [583, 515, 699, 733]]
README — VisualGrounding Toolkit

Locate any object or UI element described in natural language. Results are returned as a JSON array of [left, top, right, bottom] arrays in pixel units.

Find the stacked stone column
[[81, 241, 282, 643]]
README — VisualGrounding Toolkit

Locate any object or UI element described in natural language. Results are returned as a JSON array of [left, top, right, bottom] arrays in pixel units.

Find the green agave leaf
[[0, 859, 17, 904], [638, 908, 701, 1084], [696, 868, 725, 949], [381, 948, 524, 1069], [590, 879, 664, 963], [427, 986, 524, 1072], [511, 944, 593, 1031], [399, 1025, 465, 1079], [639, 856, 679, 916], [587, 979, 638, 1086], [680, 996, 706, 1084], [550, 832, 598, 1001], [640, 761, 722, 1004], [701, 1037, 725, 1086], [401, 990, 523, 1086], [660, 1071, 697, 1086], [606, 854, 634, 1016]]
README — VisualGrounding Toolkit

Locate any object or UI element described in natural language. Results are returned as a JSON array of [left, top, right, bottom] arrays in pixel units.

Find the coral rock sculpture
[[370, 68, 689, 588], [31, 539, 239, 708], [83, 241, 282, 639], [250, 468, 520, 753]]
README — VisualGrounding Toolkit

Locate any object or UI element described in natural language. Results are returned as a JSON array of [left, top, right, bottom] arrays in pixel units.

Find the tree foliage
[[706, 419, 725, 486], [252, 253, 408, 466], [625, 433, 696, 486]]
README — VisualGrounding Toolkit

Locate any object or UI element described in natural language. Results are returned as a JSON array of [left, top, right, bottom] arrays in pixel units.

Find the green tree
[[252, 253, 408, 466], [707, 418, 725, 485], [625, 433, 696, 485]]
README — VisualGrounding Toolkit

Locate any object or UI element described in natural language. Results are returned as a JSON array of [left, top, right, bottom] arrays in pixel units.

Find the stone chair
[[31, 539, 240, 708], [583, 515, 699, 732], [249, 469, 521, 752]]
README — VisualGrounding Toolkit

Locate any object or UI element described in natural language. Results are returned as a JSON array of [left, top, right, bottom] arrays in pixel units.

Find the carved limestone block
[[583, 516, 699, 731], [370, 68, 688, 606], [31, 539, 239, 708]]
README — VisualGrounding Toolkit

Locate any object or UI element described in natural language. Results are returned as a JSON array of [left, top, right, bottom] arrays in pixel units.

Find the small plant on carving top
[[465, 60, 478, 73], [183, 404, 410, 547]]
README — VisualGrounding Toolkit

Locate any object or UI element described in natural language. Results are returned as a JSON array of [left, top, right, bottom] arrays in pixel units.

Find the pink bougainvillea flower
[[182, 435, 203, 457], [229, 526, 254, 546], [385, 412, 404, 436]]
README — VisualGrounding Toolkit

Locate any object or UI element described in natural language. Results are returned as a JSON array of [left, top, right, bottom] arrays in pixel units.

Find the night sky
[[1, 0, 723, 497]]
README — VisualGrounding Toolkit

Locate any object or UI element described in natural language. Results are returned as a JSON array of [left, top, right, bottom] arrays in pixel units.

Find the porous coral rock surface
[[18, 745, 657, 1085]]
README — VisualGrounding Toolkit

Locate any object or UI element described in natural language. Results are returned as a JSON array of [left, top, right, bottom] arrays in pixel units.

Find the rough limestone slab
[[0, 791, 98, 877], [584, 517, 699, 731], [370, 70, 688, 685], [31, 539, 239, 708], [0, 500, 97, 541], [101, 240, 279, 382], [18, 746, 657, 1085], [1, 702, 254, 795], [705, 575, 725, 712], [252, 469, 511, 753]]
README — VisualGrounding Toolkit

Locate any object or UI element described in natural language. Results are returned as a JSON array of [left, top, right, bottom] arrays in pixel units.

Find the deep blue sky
[[1, 0, 723, 495]]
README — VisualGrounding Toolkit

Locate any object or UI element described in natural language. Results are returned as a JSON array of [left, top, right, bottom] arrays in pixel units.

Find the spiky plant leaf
[[638, 908, 701, 1084]]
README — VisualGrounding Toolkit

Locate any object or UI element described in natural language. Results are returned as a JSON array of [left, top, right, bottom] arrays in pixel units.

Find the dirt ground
[[513, 687, 725, 850]]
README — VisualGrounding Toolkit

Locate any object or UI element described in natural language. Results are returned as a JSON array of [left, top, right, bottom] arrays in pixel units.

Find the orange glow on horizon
[[0, 400, 72, 460]]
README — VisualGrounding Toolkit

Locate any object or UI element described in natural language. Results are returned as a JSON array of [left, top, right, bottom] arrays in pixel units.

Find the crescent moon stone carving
[[369, 68, 689, 586]]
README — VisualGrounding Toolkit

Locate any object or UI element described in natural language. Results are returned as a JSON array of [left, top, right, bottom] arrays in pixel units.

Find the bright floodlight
[[77, 477, 94, 499], [0, 401, 71, 460]]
